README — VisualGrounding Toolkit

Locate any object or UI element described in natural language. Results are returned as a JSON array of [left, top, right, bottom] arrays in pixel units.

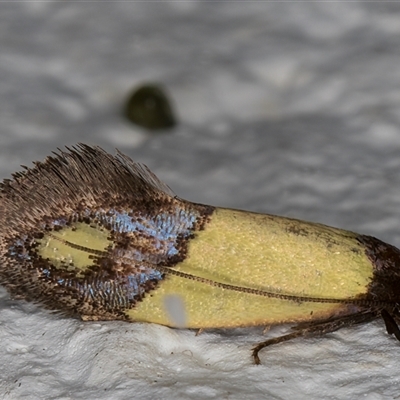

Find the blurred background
[[2, 2, 400, 399]]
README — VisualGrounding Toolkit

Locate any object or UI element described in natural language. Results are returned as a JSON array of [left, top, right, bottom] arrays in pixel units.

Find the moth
[[0, 144, 399, 364]]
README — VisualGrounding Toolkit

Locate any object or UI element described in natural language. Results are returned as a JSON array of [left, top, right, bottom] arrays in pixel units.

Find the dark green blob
[[124, 84, 177, 130]]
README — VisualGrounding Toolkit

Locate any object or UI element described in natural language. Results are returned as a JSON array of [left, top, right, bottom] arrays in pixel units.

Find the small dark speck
[[124, 83, 176, 130]]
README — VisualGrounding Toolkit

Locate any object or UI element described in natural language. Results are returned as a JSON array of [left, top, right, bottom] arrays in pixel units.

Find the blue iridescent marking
[[53, 218, 67, 226], [8, 237, 31, 260], [42, 269, 51, 278], [8, 204, 200, 307], [93, 205, 198, 261], [125, 269, 163, 300]]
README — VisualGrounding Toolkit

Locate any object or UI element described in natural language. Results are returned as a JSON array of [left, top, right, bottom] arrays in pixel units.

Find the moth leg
[[262, 326, 271, 334], [195, 328, 205, 336], [381, 309, 400, 341], [252, 330, 305, 365], [252, 311, 377, 365]]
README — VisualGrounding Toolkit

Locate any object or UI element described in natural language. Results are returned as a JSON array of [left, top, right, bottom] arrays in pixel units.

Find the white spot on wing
[[163, 294, 187, 328]]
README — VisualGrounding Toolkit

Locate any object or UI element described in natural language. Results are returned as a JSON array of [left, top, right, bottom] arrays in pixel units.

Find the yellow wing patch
[[37, 223, 111, 274], [126, 208, 375, 328]]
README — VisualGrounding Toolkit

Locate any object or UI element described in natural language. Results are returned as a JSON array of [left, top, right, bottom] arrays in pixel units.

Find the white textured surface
[[2, 3, 400, 399]]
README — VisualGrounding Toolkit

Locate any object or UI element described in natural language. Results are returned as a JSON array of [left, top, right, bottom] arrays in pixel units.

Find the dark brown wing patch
[[0, 145, 214, 319]]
